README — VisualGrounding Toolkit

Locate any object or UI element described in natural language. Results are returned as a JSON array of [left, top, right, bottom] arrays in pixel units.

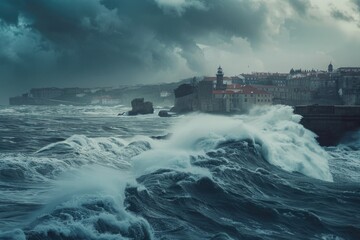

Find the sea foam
[[142, 105, 333, 181]]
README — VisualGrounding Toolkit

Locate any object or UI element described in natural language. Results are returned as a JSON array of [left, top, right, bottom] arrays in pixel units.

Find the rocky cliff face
[[128, 98, 154, 115]]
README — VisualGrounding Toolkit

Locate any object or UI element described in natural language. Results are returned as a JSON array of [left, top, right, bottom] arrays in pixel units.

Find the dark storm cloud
[[0, 0, 273, 87], [331, 9, 355, 22], [287, 0, 311, 16], [351, 0, 360, 28], [0, 1, 21, 24], [354, 0, 360, 11]]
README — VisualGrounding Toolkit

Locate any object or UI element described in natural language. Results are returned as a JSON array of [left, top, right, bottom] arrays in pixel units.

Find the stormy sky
[[0, 0, 360, 104]]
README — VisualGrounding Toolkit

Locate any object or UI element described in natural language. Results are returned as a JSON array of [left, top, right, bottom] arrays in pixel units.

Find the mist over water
[[0, 105, 359, 239]]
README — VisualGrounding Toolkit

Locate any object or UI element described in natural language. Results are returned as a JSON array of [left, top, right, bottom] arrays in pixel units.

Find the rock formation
[[158, 110, 171, 117], [128, 98, 154, 115]]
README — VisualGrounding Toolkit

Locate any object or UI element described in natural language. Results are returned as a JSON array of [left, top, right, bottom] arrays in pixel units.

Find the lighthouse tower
[[216, 66, 225, 90], [328, 62, 333, 73]]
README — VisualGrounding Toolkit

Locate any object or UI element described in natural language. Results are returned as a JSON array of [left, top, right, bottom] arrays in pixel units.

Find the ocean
[[0, 105, 359, 240]]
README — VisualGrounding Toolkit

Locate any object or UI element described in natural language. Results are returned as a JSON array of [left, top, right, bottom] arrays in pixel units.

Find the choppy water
[[0, 105, 359, 240]]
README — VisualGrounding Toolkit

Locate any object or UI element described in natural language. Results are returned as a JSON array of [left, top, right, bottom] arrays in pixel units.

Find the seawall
[[294, 105, 360, 146]]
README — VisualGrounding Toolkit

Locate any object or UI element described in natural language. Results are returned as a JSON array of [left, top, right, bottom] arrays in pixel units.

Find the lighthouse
[[216, 66, 225, 90], [328, 62, 333, 73]]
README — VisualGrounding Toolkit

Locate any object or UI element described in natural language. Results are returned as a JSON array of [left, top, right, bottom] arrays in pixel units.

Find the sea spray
[[326, 129, 360, 182], [146, 105, 333, 181], [245, 105, 333, 181], [24, 166, 154, 240]]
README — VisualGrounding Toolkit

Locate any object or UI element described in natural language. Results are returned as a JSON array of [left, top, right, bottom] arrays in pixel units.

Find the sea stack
[[128, 98, 154, 115]]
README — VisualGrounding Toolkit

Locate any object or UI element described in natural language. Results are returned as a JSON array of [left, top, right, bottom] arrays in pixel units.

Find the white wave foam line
[[0, 105, 130, 117], [36, 134, 153, 170], [0, 133, 148, 183], [0, 153, 70, 182], [143, 105, 333, 182]]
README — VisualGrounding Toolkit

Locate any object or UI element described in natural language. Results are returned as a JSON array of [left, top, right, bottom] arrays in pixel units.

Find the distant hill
[[9, 78, 195, 107]]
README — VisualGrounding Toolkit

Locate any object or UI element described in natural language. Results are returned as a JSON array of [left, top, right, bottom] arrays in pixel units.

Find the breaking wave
[[1, 105, 359, 239]]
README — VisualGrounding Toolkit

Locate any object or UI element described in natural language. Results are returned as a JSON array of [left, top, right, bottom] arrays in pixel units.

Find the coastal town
[[172, 64, 360, 113], [9, 63, 360, 114]]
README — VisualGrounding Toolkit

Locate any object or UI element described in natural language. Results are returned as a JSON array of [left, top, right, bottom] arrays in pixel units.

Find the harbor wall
[[294, 105, 360, 145]]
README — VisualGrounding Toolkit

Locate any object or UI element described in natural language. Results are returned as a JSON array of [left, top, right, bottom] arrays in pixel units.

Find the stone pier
[[294, 105, 360, 146]]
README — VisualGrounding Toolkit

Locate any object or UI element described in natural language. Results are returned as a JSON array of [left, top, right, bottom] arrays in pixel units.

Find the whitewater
[[0, 105, 359, 240]]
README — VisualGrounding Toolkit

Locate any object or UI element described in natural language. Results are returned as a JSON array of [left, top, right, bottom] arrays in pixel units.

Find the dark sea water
[[0, 105, 359, 240]]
